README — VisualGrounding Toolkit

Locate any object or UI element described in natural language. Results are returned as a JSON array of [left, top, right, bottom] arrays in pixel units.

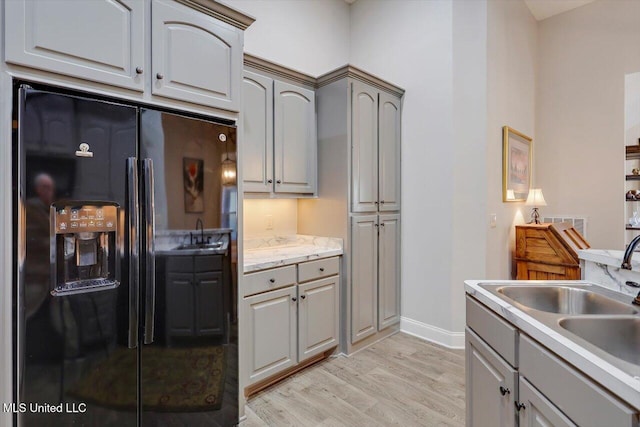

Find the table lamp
[[526, 188, 547, 224]]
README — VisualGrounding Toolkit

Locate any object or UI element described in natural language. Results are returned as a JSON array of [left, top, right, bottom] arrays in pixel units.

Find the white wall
[[350, 0, 460, 341], [226, 0, 350, 76], [536, 0, 640, 249], [486, 0, 538, 279], [243, 199, 298, 238]]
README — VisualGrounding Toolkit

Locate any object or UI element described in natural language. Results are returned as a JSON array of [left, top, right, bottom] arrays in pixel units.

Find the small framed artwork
[[183, 157, 204, 213], [502, 126, 532, 202]]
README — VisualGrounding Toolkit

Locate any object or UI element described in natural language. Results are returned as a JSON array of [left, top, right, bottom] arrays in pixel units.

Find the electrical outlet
[[489, 213, 497, 228], [266, 215, 274, 230]]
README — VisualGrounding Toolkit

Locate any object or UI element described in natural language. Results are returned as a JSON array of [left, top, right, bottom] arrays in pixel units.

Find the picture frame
[[183, 157, 204, 213], [502, 126, 532, 202]]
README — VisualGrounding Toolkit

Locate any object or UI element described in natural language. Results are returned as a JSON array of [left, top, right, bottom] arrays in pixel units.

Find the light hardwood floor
[[242, 332, 465, 427]]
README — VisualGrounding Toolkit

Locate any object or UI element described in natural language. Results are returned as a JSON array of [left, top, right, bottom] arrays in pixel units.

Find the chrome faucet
[[621, 234, 640, 270]]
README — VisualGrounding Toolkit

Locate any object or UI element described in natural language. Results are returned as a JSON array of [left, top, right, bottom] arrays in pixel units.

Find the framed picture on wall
[[183, 157, 204, 213], [503, 126, 532, 202]]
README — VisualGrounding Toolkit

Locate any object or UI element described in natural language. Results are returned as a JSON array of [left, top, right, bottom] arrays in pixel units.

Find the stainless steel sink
[[497, 286, 638, 315], [176, 242, 223, 251], [559, 317, 640, 366]]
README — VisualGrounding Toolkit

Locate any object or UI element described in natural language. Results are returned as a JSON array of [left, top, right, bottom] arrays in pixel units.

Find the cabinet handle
[[380, 223, 385, 227], [380, 200, 385, 204], [156, 73, 164, 80], [267, 179, 273, 184], [515, 402, 526, 411], [135, 67, 143, 75], [499, 386, 510, 396], [374, 201, 379, 205], [276, 180, 282, 184], [375, 224, 379, 228], [300, 295, 306, 300], [319, 267, 325, 272], [292, 297, 297, 302], [269, 278, 275, 284]]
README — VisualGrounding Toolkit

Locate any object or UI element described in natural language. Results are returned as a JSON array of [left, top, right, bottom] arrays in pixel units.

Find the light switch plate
[[489, 213, 497, 228]]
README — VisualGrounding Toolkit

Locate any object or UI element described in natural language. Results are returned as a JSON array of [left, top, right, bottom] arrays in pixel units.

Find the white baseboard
[[400, 316, 465, 349]]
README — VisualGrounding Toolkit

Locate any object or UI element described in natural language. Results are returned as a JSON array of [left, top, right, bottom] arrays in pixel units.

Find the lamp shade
[[525, 188, 547, 207]]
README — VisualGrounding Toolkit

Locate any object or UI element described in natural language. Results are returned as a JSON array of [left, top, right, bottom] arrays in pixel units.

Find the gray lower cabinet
[[466, 295, 639, 427], [351, 214, 401, 344], [245, 285, 298, 385], [165, 256, 224, 344], [298, 276, 339, 361], [465, 328, 517, 427], [518, 376, 577, 427]]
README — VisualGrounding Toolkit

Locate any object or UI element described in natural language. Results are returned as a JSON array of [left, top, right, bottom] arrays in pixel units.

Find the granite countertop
[[465, 280, 640, 411], [578, 249, 640, 272], [243, 235, 343, 273]]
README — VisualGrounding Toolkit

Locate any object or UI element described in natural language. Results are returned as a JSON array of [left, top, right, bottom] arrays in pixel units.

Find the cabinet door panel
[[466, 328, 517, 427], [378, 92, 401, 212], [245, 286, 297, 384], [151, 0, 241, 110], [351, 81, 378, 212], [166, 272, 195, 337], [298, 276, 339, 361], [519, 377, 577, 427], [6, 0, 144, 91], [243, 71, 274, 193], [351, 215, 378, 344], [195, 272, 223, 336], [378, 214, 400, 329], [274, 80, 316, 194]]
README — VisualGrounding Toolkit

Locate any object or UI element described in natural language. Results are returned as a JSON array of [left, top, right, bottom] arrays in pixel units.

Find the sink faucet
[[195, 218, 204, 244], [621, 234, 640, 270]]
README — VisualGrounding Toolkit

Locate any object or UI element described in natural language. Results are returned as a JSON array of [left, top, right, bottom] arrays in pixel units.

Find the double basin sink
[[480, 283, 640, 375]]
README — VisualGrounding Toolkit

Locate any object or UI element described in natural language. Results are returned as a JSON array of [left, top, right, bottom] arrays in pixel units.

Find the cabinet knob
[[380, 223, 385, 227], [499, 386, 510, 396], [269, 278, 275, 284], [374, 201, 379, 205], [156, 73, 164, 80], [319, 267, 325, 272], [380, 200, 385, 204], [292, 297, 297, 302], [375, 223, 379, 228], [276, 180, 282, 184], [135, 67, 143, 75], [300, 295, 306, 300], [267, 179, 273, 184], [515, 402, 526, 412]]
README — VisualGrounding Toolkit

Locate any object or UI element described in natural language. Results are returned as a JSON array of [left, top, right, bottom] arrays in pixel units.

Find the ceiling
[[523, 0, 597, 21], [343, 0, 597, 22]]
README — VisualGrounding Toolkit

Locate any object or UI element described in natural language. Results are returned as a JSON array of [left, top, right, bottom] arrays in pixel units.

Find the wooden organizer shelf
[[626, 144, 640, 160], [515, 222, 590, 280]]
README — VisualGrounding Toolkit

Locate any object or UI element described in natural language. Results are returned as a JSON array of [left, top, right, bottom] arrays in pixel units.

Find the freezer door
[[139, 108, 238, 426], [16, 86, 138, 427]]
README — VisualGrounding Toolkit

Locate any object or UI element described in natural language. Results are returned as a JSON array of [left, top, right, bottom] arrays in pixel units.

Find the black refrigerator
[[14, 84, 238, 426]]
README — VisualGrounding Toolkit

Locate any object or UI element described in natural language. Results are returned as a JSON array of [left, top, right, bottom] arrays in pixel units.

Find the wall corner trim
[[400, 317, 465, 349]]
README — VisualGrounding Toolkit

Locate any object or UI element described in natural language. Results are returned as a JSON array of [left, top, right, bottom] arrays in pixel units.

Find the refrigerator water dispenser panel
[[50, 202, 120, 296]]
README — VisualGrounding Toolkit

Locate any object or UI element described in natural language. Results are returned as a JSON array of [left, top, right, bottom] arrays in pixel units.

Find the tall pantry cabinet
[[298, 66, 403, 354]]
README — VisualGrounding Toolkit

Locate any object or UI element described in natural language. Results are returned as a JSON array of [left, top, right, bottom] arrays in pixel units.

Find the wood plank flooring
[[242, 333, 465, 427]]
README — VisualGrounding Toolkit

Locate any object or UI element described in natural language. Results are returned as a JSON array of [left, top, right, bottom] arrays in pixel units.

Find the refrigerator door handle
[[143, 158, 156, 345], [127, 157, 139, 349]]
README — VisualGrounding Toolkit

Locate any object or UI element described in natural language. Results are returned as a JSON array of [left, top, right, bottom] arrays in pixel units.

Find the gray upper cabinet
[[351, 81, 402, 213], [378, 92, 401, 212], [242, 70, 274, 193], [151, 0, 242, 110], [350, 214, 378, 344], [242, 57, 318, 196], [466, 328, 517, 427], [378, 214, 400, 329], [351, 81, 379, 213], [5, 0, 145, 91], [274, 80, 317, 194]]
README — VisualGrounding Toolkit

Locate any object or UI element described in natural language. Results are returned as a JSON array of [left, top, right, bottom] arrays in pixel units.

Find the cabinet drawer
[[520, 334, 638, 427], [243, 265, 297, 297], [466, 296, 518, 367], [194, 255, 222, 272], [298, 257, 340, 283]]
